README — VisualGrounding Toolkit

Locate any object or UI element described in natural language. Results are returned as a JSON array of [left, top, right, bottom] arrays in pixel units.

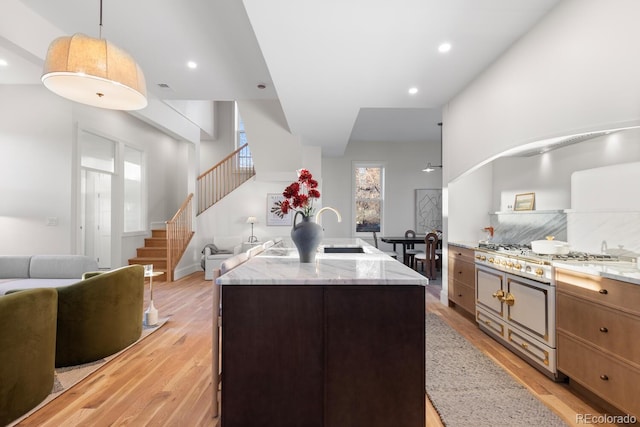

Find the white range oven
[[474, 243, 622, 380], [475, 245, 559, 379]]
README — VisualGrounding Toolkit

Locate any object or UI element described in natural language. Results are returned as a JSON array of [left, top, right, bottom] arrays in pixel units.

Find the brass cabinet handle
[[492, 290, 505, 300], [521, 342, 528, 349], [599, 327, 608, 333], [458, 294, 463, 297], [600, 374, 609, 381], [599, 289, 608, 295], [503, 293, 515, 306]]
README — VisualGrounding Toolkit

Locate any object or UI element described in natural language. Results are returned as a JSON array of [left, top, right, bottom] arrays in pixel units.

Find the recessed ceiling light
[[408, 87, 418, 95], [187, 61, 197, 69], [0, 59, 8, 67], [438, 42, 452, 53]]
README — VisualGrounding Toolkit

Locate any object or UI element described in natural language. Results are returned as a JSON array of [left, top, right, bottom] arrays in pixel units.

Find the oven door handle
[[503, 292, 515, 306]]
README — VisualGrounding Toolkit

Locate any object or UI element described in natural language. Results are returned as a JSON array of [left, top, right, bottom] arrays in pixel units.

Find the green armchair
[[55, 265, 145, 367], [0, 288, 58, 425]]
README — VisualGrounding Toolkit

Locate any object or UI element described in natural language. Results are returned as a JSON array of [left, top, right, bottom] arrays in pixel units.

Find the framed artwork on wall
[[266, 193, 293, 226], [415, 189, 442, 234], [514, 192, 535, 211]]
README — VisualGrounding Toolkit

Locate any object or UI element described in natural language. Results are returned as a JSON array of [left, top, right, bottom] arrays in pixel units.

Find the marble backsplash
[[488, 210, 640, 259], [566, 211, 640, 258], [488, 211, 567, 246]]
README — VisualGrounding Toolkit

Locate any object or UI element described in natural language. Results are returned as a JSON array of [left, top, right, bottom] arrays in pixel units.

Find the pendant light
[[422, 122, 443, 172], [41, 0, 147, 111]]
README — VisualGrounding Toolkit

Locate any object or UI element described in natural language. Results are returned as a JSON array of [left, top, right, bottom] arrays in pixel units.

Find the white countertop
[[552, 260, 640, 285], [217, 238, 428, 285], [449, 240, 640, 286]]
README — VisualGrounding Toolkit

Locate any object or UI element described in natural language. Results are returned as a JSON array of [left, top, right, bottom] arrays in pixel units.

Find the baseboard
[[174, 263, 201, 281]]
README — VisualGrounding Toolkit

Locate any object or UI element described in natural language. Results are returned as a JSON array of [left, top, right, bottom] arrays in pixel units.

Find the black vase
[[291, 211, 324, 263]]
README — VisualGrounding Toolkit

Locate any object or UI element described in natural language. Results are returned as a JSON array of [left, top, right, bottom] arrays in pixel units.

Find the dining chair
[[262, 240, 275, 249], [414, 233, 440, 279], [404, 229, 420, 266], [372, 231, 398, 259], [246, 245, 264, 258], [220, 252, 249, 275]]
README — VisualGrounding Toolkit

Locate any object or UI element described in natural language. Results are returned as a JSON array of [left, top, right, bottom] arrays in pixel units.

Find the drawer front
[[556, 269, 640, 315], [558, 333, 640, 417], [448, 280, 475, 314], [448, 245, 475, 264], [476, 310, 505, 338], [448, 258, 475, 286], [508, 327, 556, 374], [557, 292, 640, 363]]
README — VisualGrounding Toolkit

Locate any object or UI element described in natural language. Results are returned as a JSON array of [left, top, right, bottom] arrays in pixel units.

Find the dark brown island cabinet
[[221, 284, 425, 427]]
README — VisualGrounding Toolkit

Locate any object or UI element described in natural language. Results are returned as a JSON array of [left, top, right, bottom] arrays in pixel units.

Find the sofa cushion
[[0, 256, 31, 279], [0, 278, 80, 296], [213, 236, 242, 251], [29, 255, 98, 279]]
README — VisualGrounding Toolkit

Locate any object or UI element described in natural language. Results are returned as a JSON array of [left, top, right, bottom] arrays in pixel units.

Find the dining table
[[380, 234, 443, 266]]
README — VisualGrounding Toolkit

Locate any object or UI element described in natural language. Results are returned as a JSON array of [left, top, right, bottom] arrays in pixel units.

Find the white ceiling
[[1, 0, 559, 156]]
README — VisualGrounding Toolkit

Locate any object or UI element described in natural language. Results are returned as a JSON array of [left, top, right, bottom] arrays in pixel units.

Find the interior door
[[82, 169, 112, 269]]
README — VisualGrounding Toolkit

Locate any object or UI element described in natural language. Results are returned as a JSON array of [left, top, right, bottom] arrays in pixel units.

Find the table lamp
[[246, 216, 258, 243]]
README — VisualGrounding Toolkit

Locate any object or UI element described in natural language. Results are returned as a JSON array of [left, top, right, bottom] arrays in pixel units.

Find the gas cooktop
[[477, 242, 620, 262]]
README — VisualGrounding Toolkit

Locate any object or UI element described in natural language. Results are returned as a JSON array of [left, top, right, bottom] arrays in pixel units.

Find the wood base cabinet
[[221, 285, 425, 427], [556, 269, 640, 417], [447, 245, 476, 316]]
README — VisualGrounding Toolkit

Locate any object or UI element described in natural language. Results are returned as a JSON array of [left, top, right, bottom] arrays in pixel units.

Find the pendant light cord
[[99, 0, 103, 39]]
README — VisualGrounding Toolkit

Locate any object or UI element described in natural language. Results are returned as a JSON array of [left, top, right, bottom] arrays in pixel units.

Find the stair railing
[[197, 143, 255, 215], [166, 193, 194, 282]]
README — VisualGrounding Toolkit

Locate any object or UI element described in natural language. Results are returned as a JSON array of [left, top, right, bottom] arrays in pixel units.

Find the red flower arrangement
[[271, 169, 320, 218]]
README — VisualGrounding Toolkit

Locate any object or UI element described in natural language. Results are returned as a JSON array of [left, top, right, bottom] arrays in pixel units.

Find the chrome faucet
[[601, 240, 608, 254], [315, 207, 342, 227]]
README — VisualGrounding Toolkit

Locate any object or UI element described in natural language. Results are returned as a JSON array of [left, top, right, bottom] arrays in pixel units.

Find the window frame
[[351, 161, 386, 237]]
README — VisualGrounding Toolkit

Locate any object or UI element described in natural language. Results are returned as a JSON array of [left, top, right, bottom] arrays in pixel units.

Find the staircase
[[128, 229, 168, 279]]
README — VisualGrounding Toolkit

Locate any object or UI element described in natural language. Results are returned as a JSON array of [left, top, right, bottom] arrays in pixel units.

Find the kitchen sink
[[323, 246, 365, 253]]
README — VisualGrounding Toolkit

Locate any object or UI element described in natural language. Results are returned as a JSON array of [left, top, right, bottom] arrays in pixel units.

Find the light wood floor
[[17, 272, 617, 426]]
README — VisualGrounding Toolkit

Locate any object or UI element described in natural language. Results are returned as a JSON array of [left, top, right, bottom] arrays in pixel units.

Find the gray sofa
[[0, 255, 99, 295]]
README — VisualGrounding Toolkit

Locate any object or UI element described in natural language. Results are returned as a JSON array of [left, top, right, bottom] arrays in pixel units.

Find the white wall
[[444, 0, 640, 182], [491, 128, 640, 212], [321, 139, 441, 251], [200, 101, 236, 172], [0, 85, 73, 254], [0, 84, 191, 267]]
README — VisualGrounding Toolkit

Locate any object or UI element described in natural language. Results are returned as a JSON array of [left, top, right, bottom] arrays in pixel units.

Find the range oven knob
[[535, 268, 544, 276], [507, 262, 513, 268], [500, 260, 507, 266], [488, 258, 494, 263], [514, 263, 522, 270], [480, 255, 486, 261]]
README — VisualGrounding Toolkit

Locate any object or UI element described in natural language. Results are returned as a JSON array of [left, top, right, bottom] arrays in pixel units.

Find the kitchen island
[[216, 238, 428, 427]]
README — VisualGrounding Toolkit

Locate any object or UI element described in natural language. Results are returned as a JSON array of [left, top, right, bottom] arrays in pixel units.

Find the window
[[123, 146, 144, 232], [80, 130, 115, 173], [353, 163, 385, 234], [235, 103, 253, 169]]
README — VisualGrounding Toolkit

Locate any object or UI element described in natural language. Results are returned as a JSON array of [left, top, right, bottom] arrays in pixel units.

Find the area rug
[[9, 318, 168, 426], [425, 313, 568, 426]]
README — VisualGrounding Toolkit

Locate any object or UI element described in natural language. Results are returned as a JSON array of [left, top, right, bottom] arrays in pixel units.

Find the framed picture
[[266, 193, 293, 226], [514, 192, 535, 211], [415, 189, 443, 234]]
